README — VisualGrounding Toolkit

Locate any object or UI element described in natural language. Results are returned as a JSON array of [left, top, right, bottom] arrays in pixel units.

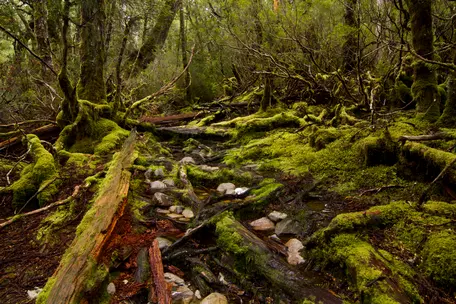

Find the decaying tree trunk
[[216, 215, 342, 303], [37, 132, 137, 304]]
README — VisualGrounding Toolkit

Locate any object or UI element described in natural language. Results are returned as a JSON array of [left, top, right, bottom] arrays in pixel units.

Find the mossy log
[[156, 126, 230, 140], [215, 214, 342, 303], [37, 131, 137, 304], [0, 124, 59, 151]]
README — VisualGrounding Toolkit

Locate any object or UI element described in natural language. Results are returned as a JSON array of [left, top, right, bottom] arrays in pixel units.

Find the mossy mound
[[10, 134, 59, 207]]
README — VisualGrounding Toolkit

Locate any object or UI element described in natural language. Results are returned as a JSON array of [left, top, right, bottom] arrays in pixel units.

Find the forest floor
[[1, 103, 456, 303]]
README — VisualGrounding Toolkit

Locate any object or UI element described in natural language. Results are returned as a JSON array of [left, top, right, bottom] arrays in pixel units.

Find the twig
[[161, 220, 208, 256], [6, 147, 30, 185], [0, 185, 80, 230], [359, 185, 404, 196], [0, 120, 56, 129], [398, 132, 453, 145]]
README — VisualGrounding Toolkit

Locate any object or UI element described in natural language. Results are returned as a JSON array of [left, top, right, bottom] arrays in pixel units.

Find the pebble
[[164, 272, 185, 286], [268, 211, 288, 222], [169, 205, 184, 214], [156, 208, 170, 214], [179, 217, 191, 222], [285, 238, 304, 252], [163, 179, 176, 187], [182, 208, 194, 218], [154, 168, 165, 177], [201, 292, 228, 304], [269, 234, 281, 242], [275, 218, 301, 236], [249, 217, 275, 231], [180, 156, 196, 165], [195, 290, 202, 299], [168, 213, 183, 219], [173, 285, 194, 303], [285, 238, 305, 265], [217, 183, 236, 194], [144, 169, 153, 181], [107, 282, 116, 295], [150, 180, 167, 191], [154, 192, 173, 206], [234, 187, 249, 195], [199, 165, 220, 172], [157, 237, 173, 250], [26, 287, 42, 300]]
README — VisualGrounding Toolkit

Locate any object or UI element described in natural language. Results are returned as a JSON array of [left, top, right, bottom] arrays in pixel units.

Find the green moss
[[37, 201, 75, 244], [215, 213, 248, 255], [36, 277, 56, 304], [187, 165, 253, 188], [422, 201, 456, 218], [250, 178, 283, 204], [10, 134, 59, 207], [94, 127, 129, 155], [421, 231, 456, 287], [309, 127, 341, 150]]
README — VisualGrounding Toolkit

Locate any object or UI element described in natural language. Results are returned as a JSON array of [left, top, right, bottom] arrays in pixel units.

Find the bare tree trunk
[[405, 0, 440, 122], [131, 0, 183, 73], [33, 0, 53, 77], [342, 0, 357, 73], [180, 2, 191, 103], [77, 0, 106, 103]]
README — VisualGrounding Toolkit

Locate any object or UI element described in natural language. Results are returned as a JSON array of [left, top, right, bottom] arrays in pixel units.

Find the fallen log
[[215, 214, 342, 303], [139, 112, 203, 126], [398, 132, 455, 144], [156, 126, 230, 140], [149, 239, 172, 303], [37, 131, 137, 304], [0, 124, 59, 151]]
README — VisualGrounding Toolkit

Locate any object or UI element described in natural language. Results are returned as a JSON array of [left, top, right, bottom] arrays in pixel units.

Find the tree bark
[[439, 14, 456, 126], [179, 2, 191, 103], [132, 0, 183, 73], [33, 0, 53, 77], [77, 0, 106, 103], [405, 0, 440, 122], [342, 0, 358, 73]]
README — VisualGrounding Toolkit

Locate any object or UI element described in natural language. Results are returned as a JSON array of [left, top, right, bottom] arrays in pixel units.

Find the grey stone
[[134, 248, 150, 283], [179, 156, 196, 165], [169, 205, 184, 214], [157, 237, 173, 250], [201, 292, 228, 304], [167, 213, 183, 219], [268, 211, 288, 222], [217, 183, 236, 194], [144, 168, 153, 181], [199, 165, 220, 172], [249, 217, 275, 231], [154, 168, 165, 177], [172, 285, 194, 304], [275, 219, 301, 236], [162, 179, 175, 187], [164, 272, 185, 286], [156, 208, 170, 214], [182, 208, 194, 218], [27, 287, 42, 300], [150, 181, 167, 191], [154, 192, 173, 206], [107, 282, 116, 295]]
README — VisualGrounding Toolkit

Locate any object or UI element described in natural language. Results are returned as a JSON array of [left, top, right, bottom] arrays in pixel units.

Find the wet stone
[[162, 179, 175, 187], [275, 218, 301, 236], [169, 205, 184, 214], [134, 248, 150, 283], [180, 156, 196, 165], [268, 211, 288, 222], [182, 208, 194, 218], [234, 187, 249, 195], [154, 192, 173, 206], [250, 217, 275, 231], [217, 183, 236, 194], [150, 181, 167, 191], [168, 213, 183, 219], [201, 292, 228, 304]]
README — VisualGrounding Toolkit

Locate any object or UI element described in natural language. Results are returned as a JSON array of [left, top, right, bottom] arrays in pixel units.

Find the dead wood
[[398, 132, 454, 144], [0, 185, 80, 230], [156, 126, 230, 139], [149, 239, 172, 304], [139, 112, 203, 126], [418, 158, 456, 208], [0, 124, 59, 151], [39, 131, 137, 304], [218, 216, 342, 303], [0, 120, 56, 129]]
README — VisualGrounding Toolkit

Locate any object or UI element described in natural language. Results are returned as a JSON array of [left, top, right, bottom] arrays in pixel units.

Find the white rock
[[199, 165, 220, 172], [27, 287, 42, 300], [154, 168, 165, 177], [157, 237, 173, 250], [287, 252, 305, 265], [164, 272, 185, 286], [180, 156, 196, 165], [269, 234, 281, 242], [123, 279, 128, 284], [163, 179, 175, 187], [234, 187, 249, 195], [150, 181, 167, 191], [169, 205, 184, 214], [285, 238, 304, 252], [182, 208, 194, 218], [167, 213, 183, 219], [217, 183, 236, 194], [249, 217, 275, 231], [154, 192, 173, 206], [195, 290, 202, 299], [268, 211, 288, 222], [107, 282, 116, 295], [201, 292, 228, 304]]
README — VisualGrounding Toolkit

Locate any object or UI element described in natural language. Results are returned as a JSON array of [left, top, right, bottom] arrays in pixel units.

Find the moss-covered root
[[215, 213, 342, 303], [320, 234, 421, 303], [10, 134, 59, 207]]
